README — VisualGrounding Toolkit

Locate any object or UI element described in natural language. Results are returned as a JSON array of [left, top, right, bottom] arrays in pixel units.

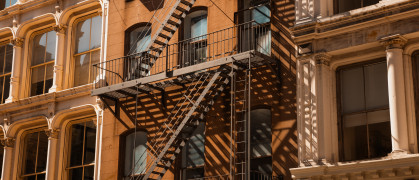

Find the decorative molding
[[53, 24, 67, 34], [314, 52, 332, 66], [53, 65, 63, 73], [44, 128, 60, 139], [11, 37, 24, 47], [1, 137, 15, 147], [380, 34, 407, 50]]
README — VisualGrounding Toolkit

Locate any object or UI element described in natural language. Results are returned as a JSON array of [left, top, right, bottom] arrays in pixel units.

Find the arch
[[15, 13, 57, 38], [50, 104, 98, 130], [5, 116, 49, 138], [58, 0, 102, 27], [0, 27, 15, 40], [125, 22, 152, 55]]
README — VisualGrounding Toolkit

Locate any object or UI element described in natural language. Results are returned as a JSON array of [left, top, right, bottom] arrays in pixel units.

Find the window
[[181, 122, 205, 180], [0, 0, 17, 10], [0, 44, 12, 103], [74, 16, 102, 87], [250, 108, 272, 176], [121, 130, 147, 180], [124, 24, 152, 80], [181, 10, 208, 67], [338, 60, 391, 161], [0, 136, 3, 178], [22, 130, 49, 179], [411, 51, 419, 151], [68, 121, 96, 180], [335, 0, 380, 14], [30, 31, 56, 96]]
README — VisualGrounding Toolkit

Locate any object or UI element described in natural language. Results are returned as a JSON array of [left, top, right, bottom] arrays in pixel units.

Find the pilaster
[[5, 37, 24, 103], [49, 25, 67, 93], [45, 128, 59, 180]]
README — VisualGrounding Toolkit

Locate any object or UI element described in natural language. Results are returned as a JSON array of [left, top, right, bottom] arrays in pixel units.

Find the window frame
[[19, 127, 49, 179], [118, 128, 148, 180], [0, 41, 12, 104], [28, 28, 56, 97], [336, 58, 391, 162], [65, 118, 97, 180], [180, 121, 206, 180], [71, 13, 102, 88], [333, 0, 380, 14], [411, 50, 419, 152]]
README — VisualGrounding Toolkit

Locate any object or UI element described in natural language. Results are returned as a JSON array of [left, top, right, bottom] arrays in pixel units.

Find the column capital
[[314, 52, 332, 66], [53, 24, 67, 34], [380, 34, 407, 50], [44, 129, 60, 139], [1, 137, 15, 148], [11, 37, 24, 48]]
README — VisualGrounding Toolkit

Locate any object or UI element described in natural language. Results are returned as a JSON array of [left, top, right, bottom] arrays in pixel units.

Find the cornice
[[0, 0, 56, 21]]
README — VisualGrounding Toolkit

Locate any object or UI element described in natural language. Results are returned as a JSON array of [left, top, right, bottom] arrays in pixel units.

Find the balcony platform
[[92, 50, 272, 100]]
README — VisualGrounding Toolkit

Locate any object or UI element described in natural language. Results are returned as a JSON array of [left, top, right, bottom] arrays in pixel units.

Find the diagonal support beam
[[99, 96, 130, 130]]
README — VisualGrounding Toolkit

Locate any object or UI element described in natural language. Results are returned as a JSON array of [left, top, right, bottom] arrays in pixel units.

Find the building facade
[[291, 0, 419, 179]]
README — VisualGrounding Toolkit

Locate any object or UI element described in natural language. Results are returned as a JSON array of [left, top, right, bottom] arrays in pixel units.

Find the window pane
[[256, 30, 271, 55], [251, 109, 272, 158], [84, 165, 94, 180], [30, 66, 45, 96], [69, 167, 83, 180], [76, 18, 91, 54], [37, 173, 46, 180], [24, 132, 38, 175], [90, 16, 102, 50], [364, 62, 389, 110], [184, 168, 204, 179], [191, 15, 207, 38], [250, 156, 272, 175], [45, 31, 56, 62], [3, 75, 10, 103], [0, 77, 3, 103], [0, 45, 5, 75], [70, 123, 85, 167], [83, 121, 96, 165], [340, 67, 365, 114], [252, 5, 270, 24], [368, 121, 391, 158], [74, 54, 90, 87], [5, 44, 13, 73], [32, 33, 47, 65], [342, 122, 368, 161], [36, 132, 48, 173], [184, 122, 205, 168], [90, 50, 100, 83], [130, 26, 151, 54], [338, 0, 361, 13], [45, 63, 54, 93], [124, 131, 147, 176], [23, 175, 36, 180], [0, 142, 3, 177]]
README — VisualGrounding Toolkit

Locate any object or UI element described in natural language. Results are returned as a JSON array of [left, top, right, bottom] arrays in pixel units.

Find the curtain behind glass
[[129, 26, 151, 54], [124, 131, 147, 177], [190, 15, 207, 39]]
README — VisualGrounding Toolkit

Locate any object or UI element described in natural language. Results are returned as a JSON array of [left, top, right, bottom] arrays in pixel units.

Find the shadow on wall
[[139, 0, 165, 11]]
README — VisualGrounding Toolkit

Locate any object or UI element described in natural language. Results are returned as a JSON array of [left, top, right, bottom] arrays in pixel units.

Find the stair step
[[161, 157, 173, 161], [157, 164, 169, 168], [180, 0, 193, 6], [158, 33, 171, 40], [167, 19, 180, 26], [150, 47, 163, 53], [172, 12, 183, 20], [155, 40, 166, 46], [176, 6, 188, 12], [163, 26, 176, 33], [152, 171, 165, 176]]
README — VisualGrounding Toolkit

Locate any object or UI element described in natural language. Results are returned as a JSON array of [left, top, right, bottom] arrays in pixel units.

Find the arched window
[[181, 9, 208, 67], [181, 122, 205, 179], [74, 15, 102, 87], [250, 108, 272, 176], [120, 130, 147, 179], [337, 59, 391, 161], [125, 24, 151, 55], [0, 43, 12, 103], [67, 120, 96, 180], [411, 51, 419, 151], [30, 30, 56, 96], [21, 129, 49, 179]]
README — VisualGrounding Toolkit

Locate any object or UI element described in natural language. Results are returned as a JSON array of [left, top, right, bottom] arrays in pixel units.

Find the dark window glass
[[250, 108, 272, 175], [181, 122, 205, 180], [336, 0, 380, 13], [338, 60, 391, 161], [181, 11, 208, 68], [68, 121, 96, 180], [411, 51, 419, 151], [0, 44, 12, 103], [122, 131, 147, 179], [22, 131, 48, 179]]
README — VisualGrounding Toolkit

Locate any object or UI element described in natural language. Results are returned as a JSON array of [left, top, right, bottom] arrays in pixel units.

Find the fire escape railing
[[92, 21, 271, 89]]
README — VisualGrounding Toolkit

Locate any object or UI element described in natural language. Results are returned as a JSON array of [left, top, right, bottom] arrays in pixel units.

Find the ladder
[[231, 58, 252, 180], [125, 66, 230, 180]]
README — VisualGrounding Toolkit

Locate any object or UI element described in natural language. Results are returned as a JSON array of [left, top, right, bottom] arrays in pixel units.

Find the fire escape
[[92, 0, 274, 179]]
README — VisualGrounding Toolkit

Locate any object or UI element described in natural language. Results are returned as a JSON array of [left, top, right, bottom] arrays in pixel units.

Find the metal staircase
[[120, 66, 231, 180]]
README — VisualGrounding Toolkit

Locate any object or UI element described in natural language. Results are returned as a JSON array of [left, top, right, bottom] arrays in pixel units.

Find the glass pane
[[0, 77, 3, 103], [250, 156, 272, 175], [252, 6, 270, 24], [74, 54, 90, 87], [3, 75, 10, 103], [364, 62, 388, 110], [75, 18, 91, 54], [364, 0, 379, 7], [90, 50, 100, 83], [5, 44, 13, 74], [190, 15, 207, 39], [68, 167, 83, 180], [36, 132, 48, 173], [340, 67, 365, 114], [184, 122, 205, 168], [256, 30, 271, 55], [32, 33, 47, 65], [0, 142, 3, 177], [84, 166, 94, 180], [184, 168, 204, 179], [130, 26, 151, 54], [250, 109, 272, 158], [338, 0, 361, 13], [83, 121, 96, 165], [24, 132, 39, 175], [37, 173, 46, 180], [44, 63, 54, 93], [45, 31, 56, 62], [343, 115, 368, 161], [368, 121, 391, 159], [23, 175, 36, 180], [31, 66, 45, 96], [125, 131, 147, 176], [90, 16, 102, 50], [70, 123, 85, 167], [0, 46, 5, 75], [9, 0, 15, 6]]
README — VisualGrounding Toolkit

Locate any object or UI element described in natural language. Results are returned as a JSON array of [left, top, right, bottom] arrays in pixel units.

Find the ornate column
[[5, 38, 24, 103], [44, 128, 59, 180], [297, 52, 333, 166], [49, 25, 66, 92], [380, 34, 409, 153], [1, 137, 15, 180]]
